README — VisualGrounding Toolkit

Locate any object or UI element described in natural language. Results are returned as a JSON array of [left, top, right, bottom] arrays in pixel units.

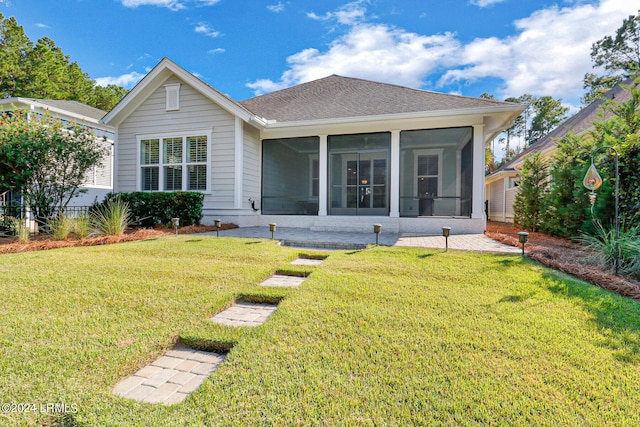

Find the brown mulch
[[0, 223, 237, 255], [486, 221, 640, 301]]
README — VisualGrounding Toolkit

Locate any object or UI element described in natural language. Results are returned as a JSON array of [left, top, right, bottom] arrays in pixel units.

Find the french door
[[329, 150, 388, 216]]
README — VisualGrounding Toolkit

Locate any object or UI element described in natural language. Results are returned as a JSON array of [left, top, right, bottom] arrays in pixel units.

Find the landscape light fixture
[[442, 227, 451, 252], [373, 223, 382, 246], [269, 223, 277, 240], [583, 146, 619, 274], [517, 231, 529, 256], [214, 219, 222, 237], [171, 218, 180, 236]]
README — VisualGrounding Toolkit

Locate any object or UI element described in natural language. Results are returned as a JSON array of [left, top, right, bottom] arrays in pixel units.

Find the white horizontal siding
[[116, 75, 237, 208], [505, 187, 518, 223], [488, 179, 505, 221], [243, 124, 261, 210]]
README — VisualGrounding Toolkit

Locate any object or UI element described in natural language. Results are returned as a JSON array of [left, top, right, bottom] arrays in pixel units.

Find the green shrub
[[513, 152, 548, 231], [100, 192, 204, 226], [91, 199, 132, 236]]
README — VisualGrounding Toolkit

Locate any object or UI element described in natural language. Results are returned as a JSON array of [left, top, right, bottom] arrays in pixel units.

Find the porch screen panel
[[399, 127, 473, 217], [262, 137, 319, 215]]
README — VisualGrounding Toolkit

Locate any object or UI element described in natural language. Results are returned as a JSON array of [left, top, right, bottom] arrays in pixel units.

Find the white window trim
[[413, 148, 443, 197], [164, 83, 180, 111], [136, 129, 213, 193]]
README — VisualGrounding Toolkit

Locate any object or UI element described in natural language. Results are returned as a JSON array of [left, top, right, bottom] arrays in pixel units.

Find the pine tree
[[513, 151, 548, 231]]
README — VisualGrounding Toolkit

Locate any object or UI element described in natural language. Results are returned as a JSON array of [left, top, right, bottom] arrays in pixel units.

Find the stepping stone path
[[114, 258, 324, 405], [209, 302, 278, 327], [113, 346, 225, 405]]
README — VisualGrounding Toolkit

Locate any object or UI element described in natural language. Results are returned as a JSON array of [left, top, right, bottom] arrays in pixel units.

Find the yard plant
[[1, 238, 640, 426]]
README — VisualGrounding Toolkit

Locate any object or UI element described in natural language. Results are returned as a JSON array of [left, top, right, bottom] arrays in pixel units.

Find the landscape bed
[[1, 236, 639, 426]]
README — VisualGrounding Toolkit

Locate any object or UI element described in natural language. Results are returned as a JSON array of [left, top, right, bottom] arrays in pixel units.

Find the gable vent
[[165, 83, 180, 111]]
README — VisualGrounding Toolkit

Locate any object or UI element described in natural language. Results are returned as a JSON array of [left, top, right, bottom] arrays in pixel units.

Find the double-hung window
[[139, 131, 210, 192]]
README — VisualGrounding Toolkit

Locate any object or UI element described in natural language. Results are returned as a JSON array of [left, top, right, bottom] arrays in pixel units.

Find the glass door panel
[[330, 151, 388, 216]]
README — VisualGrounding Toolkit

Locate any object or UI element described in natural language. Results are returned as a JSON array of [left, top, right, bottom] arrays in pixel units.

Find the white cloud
[[208, 48, 225, 54], [307, 0, 368, 25], [247, 23, 459, 95], [35, 23, 49, 28], [195, 22, 220, 38], [439, 0, 636, 101], [267, 2, 285, 13], [95, 72, 145, 89], [121, 0, 185, 11], [120, 0, 219, 10], [469, 0, 507, 7], [249, 0, 636, 106]]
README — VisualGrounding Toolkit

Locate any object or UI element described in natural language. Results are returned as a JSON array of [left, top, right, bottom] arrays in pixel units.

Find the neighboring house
[[0, 97, 115, 207], [485, 79, 634, 223], [102, 58, 523, 234]]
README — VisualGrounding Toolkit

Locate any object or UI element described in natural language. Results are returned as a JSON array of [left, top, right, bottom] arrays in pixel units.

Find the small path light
[[373, 224, 382, 246], [171, 217, 180, 236], [517, 231, 529, 256], [583, 146, 619, 274], [442, 227, 451, 252], [214, 219, 222, 237], [269, 223, 277, 240]]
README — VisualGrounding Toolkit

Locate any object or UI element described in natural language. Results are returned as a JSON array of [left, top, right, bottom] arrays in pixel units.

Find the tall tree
[[527, 96, 569, 145], [0, 14, 127, 110], [0, 14, 32, 98], [583, 10, 640, 105]]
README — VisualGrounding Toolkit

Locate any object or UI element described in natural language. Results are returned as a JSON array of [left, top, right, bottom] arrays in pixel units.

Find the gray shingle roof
[[240, 75, 516, 122], [30, 99, 107, 121]]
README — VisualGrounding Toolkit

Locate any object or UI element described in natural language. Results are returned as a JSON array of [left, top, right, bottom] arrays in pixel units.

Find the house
[[0, 97, 115, 207], [485, 79, 634, 223], [102, 58, 523, 234]]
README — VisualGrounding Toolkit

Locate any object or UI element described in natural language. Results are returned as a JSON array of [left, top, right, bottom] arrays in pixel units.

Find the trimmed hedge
[[100, 192, 204, 227]]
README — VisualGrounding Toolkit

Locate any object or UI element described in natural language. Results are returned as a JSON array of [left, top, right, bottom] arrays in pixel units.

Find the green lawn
[[1, 236, 639, 426]]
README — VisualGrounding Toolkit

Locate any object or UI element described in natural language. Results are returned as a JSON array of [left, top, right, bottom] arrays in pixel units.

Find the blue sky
[[1, 0, 636, 108]]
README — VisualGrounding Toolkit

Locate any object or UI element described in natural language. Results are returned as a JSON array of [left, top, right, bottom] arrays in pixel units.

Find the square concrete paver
[[113, 346, 226, 405], [260, 274, 307, 288], [290, 258, 324, 265], [210, 302, 278, 326]]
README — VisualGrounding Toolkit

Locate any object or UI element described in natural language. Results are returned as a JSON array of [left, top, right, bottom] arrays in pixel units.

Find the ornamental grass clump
[[48, 214, 75, 240], [73, 214, 91, 239], [91, 199, 132, 236], [578, 219, 640, 278], [11, 218, 29, 243]]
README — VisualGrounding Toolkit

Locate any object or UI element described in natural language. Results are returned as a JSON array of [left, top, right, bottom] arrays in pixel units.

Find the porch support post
[[318, 134, 328, 216], [472, 124, 485, 221], [390, 130, 400, 218], [234, 117, 244, 209]]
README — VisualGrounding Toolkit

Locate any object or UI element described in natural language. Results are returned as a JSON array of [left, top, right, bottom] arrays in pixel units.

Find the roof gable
[[240, 74, 518, 122], [101, 58, 255, 127]]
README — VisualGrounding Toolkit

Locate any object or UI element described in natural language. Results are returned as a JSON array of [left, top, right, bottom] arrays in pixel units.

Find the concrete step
[[311, 216, 399, 233]]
